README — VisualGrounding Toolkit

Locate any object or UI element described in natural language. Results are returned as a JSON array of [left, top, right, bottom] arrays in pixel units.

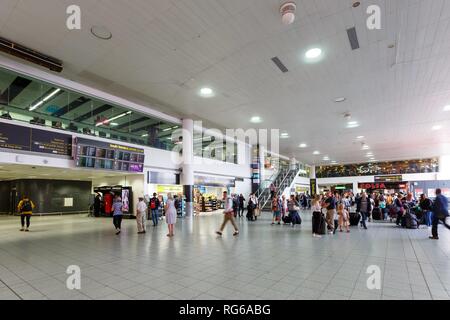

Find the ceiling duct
[[271, 57, 289, 73], [0, 37, 63, 72], [346, 27, 360, 50]]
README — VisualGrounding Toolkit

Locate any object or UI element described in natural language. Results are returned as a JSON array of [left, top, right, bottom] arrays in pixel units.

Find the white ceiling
[[1, 0, 450, 165]]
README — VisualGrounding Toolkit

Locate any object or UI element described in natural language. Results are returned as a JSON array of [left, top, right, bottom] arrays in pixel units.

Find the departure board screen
[[0, 122, 72, 156], [74, 137, 145, 173]]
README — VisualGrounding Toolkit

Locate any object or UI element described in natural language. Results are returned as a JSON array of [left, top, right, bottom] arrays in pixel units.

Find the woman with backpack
[[17, 195, 35, 232]]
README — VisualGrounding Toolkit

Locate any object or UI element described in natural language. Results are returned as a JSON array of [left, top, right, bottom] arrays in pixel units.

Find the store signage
[[156, 185, 183, 194], [414, 188, 424, 198], [310, 179, 317, 196], [335, 186, 346, 190], [374, 175, 403, 182], [194, 175, 235, 187], [0, 122, 72, 156], [359, 182, 408, 190]]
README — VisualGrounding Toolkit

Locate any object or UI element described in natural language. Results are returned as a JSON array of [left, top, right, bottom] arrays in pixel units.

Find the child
[[271, 196, 281, 225], [338, 203, 350, 233]]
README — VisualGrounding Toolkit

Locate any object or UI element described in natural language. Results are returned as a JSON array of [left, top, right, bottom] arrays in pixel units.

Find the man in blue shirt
[[430, 189, 450, 240]]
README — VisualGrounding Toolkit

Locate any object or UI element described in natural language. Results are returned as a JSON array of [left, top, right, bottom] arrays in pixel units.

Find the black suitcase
[[282, 215, 292, 224], [372, 208, 382, 220], [349, 212, 361, 226]]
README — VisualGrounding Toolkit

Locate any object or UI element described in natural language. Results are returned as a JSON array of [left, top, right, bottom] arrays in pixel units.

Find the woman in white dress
[[165, 193, 177, 237]]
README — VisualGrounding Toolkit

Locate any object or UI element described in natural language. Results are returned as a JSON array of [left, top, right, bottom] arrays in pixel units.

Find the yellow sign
[[296, 186, 309, 193], [156, 185, 183, 194]]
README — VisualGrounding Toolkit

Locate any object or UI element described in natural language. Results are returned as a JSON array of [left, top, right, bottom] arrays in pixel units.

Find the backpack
[[150, 198, 157, 209], [21, 200, 32, 212]]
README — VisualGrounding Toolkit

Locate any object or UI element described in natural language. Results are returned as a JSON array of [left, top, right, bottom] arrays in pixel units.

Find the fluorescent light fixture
[[432, 125, 442, 131], [280, 132, 290, 138], [250, 116, 262, 123], [162, 128, 172, 132], [444, 105, 450, 112], [199, 87, 214, 97], [362, 145, 370, 150], [29, 88, 61, 111], [141, 134, 148, 137], [305, 48, 322, 59], [335, 97, 346, 103], [323, 156, 330, 161], [331, 161, 337, 164], [110, 123, 119, 126], [313, 151, 320, 155], [299, 143, 308, 148], [96, 111, 132, 126], [347, 121, 360, 128]]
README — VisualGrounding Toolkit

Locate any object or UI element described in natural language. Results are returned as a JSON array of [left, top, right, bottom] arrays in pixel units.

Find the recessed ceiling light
[[199, 87, 214, 97], [280, 132, 290, 138], [90, 26, 112, 40], [432, 125, 442, 131], [362, 145, 370, 150], [323, 156, 330, 161], [250, 116, 262, 123], [357, 136, 365, 139], [313, 151, 320, 155], [335, 97, 346, 103], [142, 134, 148, 137], [305, 48, 322, 59], [444, 105, 450, 112], [347, 121, 360, 128], [299, 143, 308, 148]]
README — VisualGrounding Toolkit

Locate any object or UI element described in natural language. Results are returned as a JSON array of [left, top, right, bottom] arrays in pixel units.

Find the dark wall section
[[0, 179, 92, 214], [0, 181, 12, 214]]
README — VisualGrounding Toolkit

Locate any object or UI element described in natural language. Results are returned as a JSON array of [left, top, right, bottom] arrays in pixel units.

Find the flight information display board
[[74, 137, 145, 173], [0, 122, 72, 156]]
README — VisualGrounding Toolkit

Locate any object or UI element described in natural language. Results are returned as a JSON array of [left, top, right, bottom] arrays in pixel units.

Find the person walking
[[281, 194, 288, 221], [164, 193, 177, 237], [136, 197, 147, 234], [271, 196, 281, 225], [356, 192, 371, 230], [247, 193, 258, 221], [430, 189, 450, 240], [311, 195, 323, 238], [323, 191, 337, 234], [112, 195, 123, 235], [238, 194, 245, 217], [149, 193, 160, 227], [216, 191, 239, 237], [287, 194, 301, 227], [17, 195, 35, 232]]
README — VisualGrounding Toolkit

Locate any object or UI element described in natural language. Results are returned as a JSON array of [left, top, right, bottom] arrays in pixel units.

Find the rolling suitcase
[[372, 208, 382, 221], [349, 211, 361, 226]]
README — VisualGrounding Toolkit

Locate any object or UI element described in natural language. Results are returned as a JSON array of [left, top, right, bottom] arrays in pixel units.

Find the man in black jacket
[[149, 193, 160, 226], [238, 194, 245, 217], [356, 192, 371, 230]]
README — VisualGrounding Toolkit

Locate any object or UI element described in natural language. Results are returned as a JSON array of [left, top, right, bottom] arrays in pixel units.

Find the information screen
[[75, 137, 145, 173], [0, 122, 72, 156]]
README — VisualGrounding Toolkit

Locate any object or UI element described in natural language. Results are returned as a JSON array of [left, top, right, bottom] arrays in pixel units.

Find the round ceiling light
[[299, 143, 308, 148], [335, 97, 346, 103], [432, 125, 442, 131], [313, 151, 320, 155], [356, 136, 365, 139], [250, 116, 262, 124], [443, 105, 450, 112], [199, 87, 214, 97], [305, 48, 322, 59], [90, 26, 112, 40]]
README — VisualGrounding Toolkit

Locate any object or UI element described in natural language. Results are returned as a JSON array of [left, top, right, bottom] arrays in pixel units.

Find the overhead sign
[[310, 179, 317, 196], [374, 175, 403, 182], [359, 182, 409, 190], [156, 185, 183, 194], [194, 175, 235, 187], [0, 122, 72, 156]]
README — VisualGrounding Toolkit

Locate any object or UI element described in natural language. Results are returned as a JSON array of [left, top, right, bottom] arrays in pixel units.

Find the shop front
[[358, 182, 410, 195], [318, 184, 353, 194], [194, 175, 235, 213]]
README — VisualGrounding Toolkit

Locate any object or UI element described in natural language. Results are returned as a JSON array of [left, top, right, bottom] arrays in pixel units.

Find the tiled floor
[[1, 211, 450, 300]]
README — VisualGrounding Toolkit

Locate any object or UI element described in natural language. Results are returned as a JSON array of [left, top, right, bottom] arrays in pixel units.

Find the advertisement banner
[[310, 179, 317, 196]]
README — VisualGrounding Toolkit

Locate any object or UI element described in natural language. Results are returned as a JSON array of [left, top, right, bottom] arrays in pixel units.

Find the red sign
[[358, 183, 386, 190]]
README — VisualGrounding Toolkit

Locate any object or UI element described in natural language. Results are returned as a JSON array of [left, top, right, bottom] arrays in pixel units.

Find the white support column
[[182, 119, 194, 217]]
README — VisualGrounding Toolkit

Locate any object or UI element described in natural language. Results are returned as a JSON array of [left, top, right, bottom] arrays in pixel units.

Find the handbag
[[254, 208, 261, 216]]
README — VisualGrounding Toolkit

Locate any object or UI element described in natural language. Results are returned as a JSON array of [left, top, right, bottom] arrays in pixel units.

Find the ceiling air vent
[[271, 57, 289, 73], [346, 27, 360, 50], [0, 37, 63, 72]]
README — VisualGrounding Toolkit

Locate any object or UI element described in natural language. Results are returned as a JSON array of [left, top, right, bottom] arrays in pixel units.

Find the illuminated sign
[[156, 185, 183, 194], [358, 182, 409, 190]]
